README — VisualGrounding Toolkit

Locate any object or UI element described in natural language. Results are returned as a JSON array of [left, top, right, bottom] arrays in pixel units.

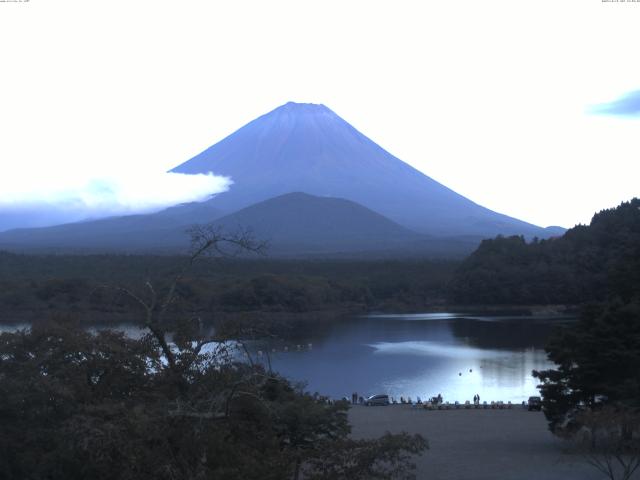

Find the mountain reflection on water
[[264, 313, 572, 403]]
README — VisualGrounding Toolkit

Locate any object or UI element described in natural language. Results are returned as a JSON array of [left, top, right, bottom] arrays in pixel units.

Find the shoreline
[[368, 304, 579, 316]]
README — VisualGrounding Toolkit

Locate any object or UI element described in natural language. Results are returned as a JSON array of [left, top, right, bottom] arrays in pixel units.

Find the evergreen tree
[[450, 198, 640, 306], [533, 301, 640, 431]]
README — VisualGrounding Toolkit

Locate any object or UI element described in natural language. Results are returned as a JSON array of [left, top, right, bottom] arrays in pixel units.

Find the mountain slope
[[0, 101, 562, 255], [0, 192, 481, 257], [0, 201, 225, 252], [212, 192, 421, 254], [172, 102, 555, 238]]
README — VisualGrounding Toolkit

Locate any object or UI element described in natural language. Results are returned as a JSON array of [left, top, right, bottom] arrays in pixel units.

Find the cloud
[[0, 171, 231, 231], [589, 90, 640, 117]]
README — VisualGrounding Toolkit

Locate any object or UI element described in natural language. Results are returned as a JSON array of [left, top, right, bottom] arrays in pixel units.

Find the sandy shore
[[348, 405, 607, 480]]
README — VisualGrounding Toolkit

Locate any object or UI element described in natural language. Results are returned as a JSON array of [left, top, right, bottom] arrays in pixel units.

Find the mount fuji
[[0, 102, 563, 255], [172, 102, 555, 238]]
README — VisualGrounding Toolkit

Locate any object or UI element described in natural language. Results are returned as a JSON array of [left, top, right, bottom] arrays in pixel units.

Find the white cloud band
[[0, 171, 231, 230]]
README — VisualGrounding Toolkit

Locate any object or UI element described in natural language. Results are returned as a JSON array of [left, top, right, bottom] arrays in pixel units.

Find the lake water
[[0, 312, 571, 404], [257, 313, 571, 404]]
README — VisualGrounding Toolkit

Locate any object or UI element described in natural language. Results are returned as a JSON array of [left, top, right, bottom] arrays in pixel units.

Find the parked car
[[365, 394, 390, 406], [527, 396, 542, 411]]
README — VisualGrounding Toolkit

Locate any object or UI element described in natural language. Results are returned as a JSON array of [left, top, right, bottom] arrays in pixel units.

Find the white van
[[365, 394, 390, 406]]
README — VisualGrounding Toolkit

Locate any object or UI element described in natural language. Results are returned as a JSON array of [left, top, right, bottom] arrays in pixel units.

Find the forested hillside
[[0, 254, 456, 333], [449, 198, 640, 305]]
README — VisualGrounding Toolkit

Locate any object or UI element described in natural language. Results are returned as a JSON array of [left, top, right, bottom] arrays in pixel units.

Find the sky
[[0, 0, 639, 230]]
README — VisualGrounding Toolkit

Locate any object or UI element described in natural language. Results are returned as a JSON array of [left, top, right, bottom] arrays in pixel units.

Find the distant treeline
[[449, 198, 640, 305], [4, 198, 637, 323], [0, 254, 457, 326]]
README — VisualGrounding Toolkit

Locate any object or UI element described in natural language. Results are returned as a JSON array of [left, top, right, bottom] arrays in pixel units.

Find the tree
[[0, 226, 428, 479], [571, 407, 640, 480], [533, 301, 640, 432], [449, 198, 640, 306], [112, 225, 267, 374], [533, 301, 640, 480]]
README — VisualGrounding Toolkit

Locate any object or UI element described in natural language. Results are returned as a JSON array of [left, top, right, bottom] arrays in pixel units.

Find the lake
[[257, 313, 571, 404], [0, 312, 571, 404]]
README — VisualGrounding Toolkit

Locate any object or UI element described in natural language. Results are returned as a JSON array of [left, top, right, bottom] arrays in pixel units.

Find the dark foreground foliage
[[520, 200, 640, 478], [528, 201, 640, 432], [533, 301, 640, 432], [0, 319, 427, 480]]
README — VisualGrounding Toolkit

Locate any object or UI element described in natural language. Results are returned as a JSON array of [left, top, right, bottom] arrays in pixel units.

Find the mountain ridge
[[0, 101, 565, 255], [0, 192, 480, 257], [172, 102, 556, 238]]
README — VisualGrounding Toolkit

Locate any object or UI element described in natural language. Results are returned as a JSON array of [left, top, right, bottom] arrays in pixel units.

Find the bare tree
[[116, 225, 266, 370], [571, 406, 640, 480], [110, 225, 269, 426]]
